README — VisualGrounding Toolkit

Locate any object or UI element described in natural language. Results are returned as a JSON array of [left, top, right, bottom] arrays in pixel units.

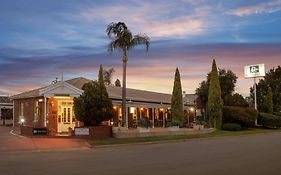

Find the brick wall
[[13, 97, 45, 127]]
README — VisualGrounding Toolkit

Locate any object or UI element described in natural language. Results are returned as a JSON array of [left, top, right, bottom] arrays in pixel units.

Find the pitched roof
[[66, 77, 171, 104], [183, 94, 197, 105], [12, 77, 172, 104], [0, 96, 13, 104]]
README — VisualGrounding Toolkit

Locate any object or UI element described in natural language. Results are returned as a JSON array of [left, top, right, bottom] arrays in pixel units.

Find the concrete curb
[[10, 129, 26, 138]]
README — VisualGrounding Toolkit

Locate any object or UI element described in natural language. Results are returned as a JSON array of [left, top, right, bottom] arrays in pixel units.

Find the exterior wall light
[[20, 118, 25, 125]]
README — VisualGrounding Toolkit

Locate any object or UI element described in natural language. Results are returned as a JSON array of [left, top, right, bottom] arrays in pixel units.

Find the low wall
[[20, 125, 48, 136], [75, 126, 112, 139], [113, 127, 216, 138], [20, 125, 34, 136]]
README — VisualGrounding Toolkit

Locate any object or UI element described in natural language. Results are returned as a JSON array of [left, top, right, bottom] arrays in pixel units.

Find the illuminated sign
[[74, 128, 89, 136], [244, 64, 265, 78]]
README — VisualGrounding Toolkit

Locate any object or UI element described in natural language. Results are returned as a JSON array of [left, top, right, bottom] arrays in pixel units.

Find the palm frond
[[106, 22, 128, 39], [108, 39, 122, 53], [131, 34, 150, 51]]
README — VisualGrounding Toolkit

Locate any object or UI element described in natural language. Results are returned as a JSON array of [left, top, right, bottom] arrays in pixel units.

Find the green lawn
[[89, 128, 281, 146]]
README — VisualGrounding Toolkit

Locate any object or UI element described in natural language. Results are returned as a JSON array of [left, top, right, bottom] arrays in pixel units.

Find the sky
[[0, 0, 281, 96]]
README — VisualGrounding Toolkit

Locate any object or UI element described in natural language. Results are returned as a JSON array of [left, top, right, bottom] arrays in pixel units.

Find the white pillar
[[12, 101, 15, 127], [44, 97, 46, 127], [0, 106, 2, 121], [152, 108, 155, 128], [163, 109, 166, 128], [136, 108, 138, 128], [254, 77, 258, 125], [126, 107, 129, 128]]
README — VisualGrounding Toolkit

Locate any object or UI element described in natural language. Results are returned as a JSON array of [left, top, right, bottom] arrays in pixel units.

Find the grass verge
[[89, 128, 281, 146]]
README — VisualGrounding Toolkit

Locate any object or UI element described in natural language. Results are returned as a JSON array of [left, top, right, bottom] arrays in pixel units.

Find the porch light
[[113, 106, 117, 109], [190, 107, 194, 112], [38, 99, 43, 102], [20, 118, 25, 124], [140, 107, 144, 111]]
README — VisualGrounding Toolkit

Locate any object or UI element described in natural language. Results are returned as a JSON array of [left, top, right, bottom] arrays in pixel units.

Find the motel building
[[11, 77, 198, 134]]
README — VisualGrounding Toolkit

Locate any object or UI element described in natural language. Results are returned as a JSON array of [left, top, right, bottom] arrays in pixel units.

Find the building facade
[[0, 96, 13, 125], [12, 77, 198, 133]]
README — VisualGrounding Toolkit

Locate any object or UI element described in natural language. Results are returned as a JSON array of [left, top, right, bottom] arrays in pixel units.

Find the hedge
[[258, 113, 281, 128], [223, 106, 258, 128], [222, 123, 242, 131]]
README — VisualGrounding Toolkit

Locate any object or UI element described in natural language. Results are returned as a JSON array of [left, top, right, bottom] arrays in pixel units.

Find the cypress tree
[[265, 87, 273, 114], [171, 68, 185, 125], [207, 59, 223, 129]]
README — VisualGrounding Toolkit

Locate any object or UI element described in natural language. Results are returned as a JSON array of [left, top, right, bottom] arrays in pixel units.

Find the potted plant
[[167, 120, 180, 131], [137, 118, 151, 133], [47, 125, 56, 136], [68, 127, 74, 136]]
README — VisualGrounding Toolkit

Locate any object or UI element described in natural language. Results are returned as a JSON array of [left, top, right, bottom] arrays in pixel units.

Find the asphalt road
[[1, 132, 281, 175]]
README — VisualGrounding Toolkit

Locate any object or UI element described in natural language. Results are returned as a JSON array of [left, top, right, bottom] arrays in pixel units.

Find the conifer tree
[[265, 87, 273, 114], [207, 59, 223, 129], [171, 68, 185, 125]]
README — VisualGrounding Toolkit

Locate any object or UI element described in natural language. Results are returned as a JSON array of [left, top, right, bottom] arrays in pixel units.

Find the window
[[67, 108, 70, 122], [63, 108, 66, 123], [34, 101, 39, 122]]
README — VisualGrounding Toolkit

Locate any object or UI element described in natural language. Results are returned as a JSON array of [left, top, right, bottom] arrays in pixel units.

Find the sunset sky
[[0, 0, 281, 96]]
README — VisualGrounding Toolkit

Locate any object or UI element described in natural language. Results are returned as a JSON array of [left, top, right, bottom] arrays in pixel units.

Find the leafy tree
[[196, 68, 237, 118], [195, 80, 208, 119], [250, 66, 281, 114], [265, 87, 273, 114], [115, 79, 121, 87], [171, 68, 185, 125], [214, 69, 237, 100], [207, 59, 223, 129], [73, 65, 114, 126], [224, 93, 249, 107], [103, 68, 115, 85], [107, 22, 150, 127]]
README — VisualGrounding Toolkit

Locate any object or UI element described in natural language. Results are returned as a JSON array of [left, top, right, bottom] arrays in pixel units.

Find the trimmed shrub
[[258, 113, 281, 128], [222, 123, 242, 131], [138, 118, 151, 128], [167, 120, 181, 127], [223, 106, 258, 128]]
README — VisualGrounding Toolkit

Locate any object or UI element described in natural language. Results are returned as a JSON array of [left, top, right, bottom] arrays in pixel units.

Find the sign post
[[244, 64, 265, 125]]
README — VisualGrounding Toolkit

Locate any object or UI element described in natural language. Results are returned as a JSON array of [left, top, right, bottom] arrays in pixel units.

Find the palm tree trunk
[[122, 49, 128, 128]]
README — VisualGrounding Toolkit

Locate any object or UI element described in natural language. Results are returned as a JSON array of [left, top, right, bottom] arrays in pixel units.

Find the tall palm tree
[[107, 22, 150, 128]]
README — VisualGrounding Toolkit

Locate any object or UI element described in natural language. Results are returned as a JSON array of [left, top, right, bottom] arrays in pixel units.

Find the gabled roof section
[[39, 81, 83, 97], [12, 81, 83, 99], [65, 77, 91, 89]]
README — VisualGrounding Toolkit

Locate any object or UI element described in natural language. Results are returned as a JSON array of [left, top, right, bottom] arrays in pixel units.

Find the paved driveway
[[0, 126, 90, 152]]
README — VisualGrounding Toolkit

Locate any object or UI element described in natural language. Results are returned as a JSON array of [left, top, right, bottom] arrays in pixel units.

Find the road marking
[[10, 130, 26, 138]]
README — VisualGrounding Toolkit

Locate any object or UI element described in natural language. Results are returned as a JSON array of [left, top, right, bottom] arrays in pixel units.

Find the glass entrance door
[[57, 100, 74, 133]]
